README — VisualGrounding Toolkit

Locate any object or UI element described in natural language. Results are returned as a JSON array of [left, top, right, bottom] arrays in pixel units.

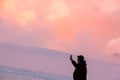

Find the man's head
[[77, 55, 84, 63]]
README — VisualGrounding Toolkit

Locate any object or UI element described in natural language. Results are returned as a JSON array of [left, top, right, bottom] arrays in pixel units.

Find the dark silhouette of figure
[[70, 55, 87, 80]]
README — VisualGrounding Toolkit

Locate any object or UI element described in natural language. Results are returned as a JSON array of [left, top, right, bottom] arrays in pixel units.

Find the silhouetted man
[[70, 55, 87, 80]]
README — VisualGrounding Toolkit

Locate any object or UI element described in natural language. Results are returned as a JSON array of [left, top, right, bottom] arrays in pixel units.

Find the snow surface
[[0, 43, 120, 80], [0, 66, 71, 80]]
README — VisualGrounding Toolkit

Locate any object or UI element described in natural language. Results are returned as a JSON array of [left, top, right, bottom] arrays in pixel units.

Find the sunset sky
[[0, 0, 120, 63]]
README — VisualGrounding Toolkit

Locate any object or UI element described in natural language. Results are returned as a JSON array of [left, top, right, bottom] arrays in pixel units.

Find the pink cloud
[[0, 0, 120, 62]]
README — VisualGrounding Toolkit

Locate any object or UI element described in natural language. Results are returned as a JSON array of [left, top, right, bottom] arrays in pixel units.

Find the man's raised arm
[[70, 55, 77, 68]]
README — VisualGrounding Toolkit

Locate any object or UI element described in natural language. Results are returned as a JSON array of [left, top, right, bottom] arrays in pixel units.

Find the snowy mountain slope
[[0, 43, 120, 80], [0, 43, 72, 76], [0, 65, 71, 80]]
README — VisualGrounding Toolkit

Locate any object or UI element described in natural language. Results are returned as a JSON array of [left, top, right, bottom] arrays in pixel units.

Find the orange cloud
[[46, 0, 70, 21], [1, 0, 39, 26], [17, 10, 36, 26]]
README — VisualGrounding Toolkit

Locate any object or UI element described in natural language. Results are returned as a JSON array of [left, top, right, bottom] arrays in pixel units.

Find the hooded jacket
[[72, 60, 87, 80]]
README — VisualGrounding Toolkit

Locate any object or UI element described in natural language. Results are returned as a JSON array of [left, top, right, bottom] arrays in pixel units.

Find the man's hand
[[70, 55, 73, 61]]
